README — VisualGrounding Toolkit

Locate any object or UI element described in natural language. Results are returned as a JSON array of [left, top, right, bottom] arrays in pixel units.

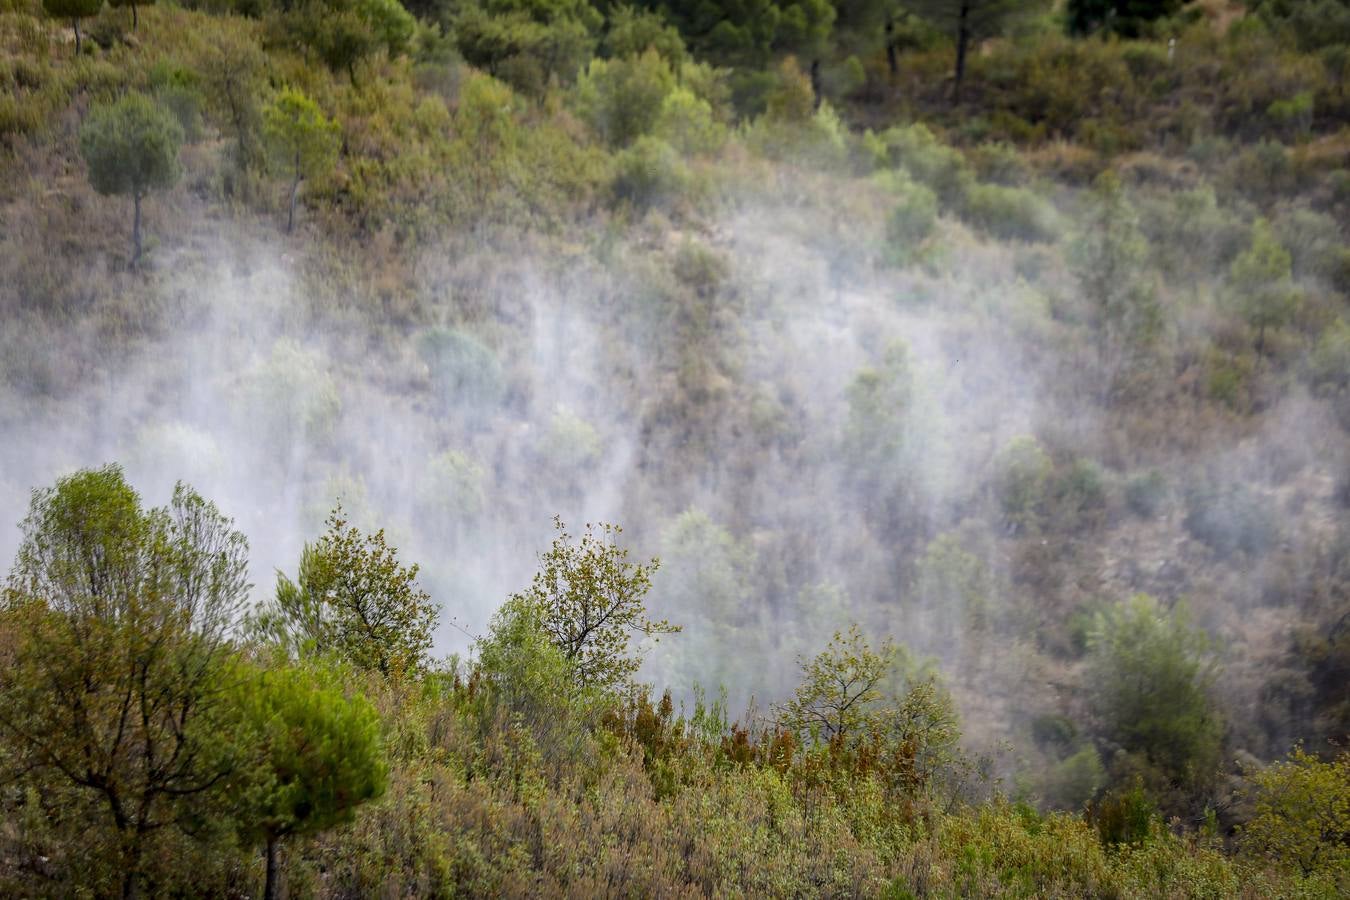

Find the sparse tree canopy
[[259, 506, 438, 678], [79, 93, 183, 264], [781, 624, 893, 740], [262, 87, 340, 233], [1070, 170, 1161, 399], [511, 517, 677, 690], [1241, 747, 1350, 876], [0, 465, 249, 900]]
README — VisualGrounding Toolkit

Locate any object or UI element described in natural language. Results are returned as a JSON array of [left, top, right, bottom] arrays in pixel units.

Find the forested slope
[[1, 0, 1348, 895]]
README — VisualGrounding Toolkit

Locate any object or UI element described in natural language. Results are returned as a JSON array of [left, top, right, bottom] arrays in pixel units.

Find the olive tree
[[261, 88, 339, 233], [79, 93, 183, 264], [511, 517, 678, 691], [0, 465, 249, 899]]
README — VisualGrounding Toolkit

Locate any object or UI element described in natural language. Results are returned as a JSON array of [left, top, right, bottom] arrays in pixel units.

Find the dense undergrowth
[[1, 0, 1349, 895]]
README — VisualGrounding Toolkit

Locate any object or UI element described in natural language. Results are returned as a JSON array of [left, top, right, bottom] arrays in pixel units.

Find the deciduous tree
[[261, 88, 339, 233], [258, 506, 438, 678], [0, 466, 249, 899], [511, 517, 677, 691]]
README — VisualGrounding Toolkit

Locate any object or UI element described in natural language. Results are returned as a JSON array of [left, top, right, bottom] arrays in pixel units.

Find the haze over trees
[[2, 0, 1350, 894]]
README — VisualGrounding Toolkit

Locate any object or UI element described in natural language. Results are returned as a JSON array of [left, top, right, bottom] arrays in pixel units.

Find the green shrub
[[1091, 781, 1158, 846], [609, 135, 692, 210], [960, 182, 1059, 242], [993, 436, 1053, 534], [1183, 479, 1277, 558], [1088, 595, 1223, 792], [575, 48, 677, 148], [880, 174, 939, 264], [416, 327, 505, 414], [1124, 469, 1168, 518]]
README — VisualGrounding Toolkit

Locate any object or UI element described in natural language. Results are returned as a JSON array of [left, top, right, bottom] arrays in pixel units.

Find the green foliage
[[865, 122, 973, 205], [416, 326, 505, 413], [1042, 746, 1108, 810], [108, 0, 154, 28], [1092, 780, 1158, 845], [0, 466, 249, 896], [653, 85, 726, 154], [1124, 468, 1168, 518], [1229, 217, 1301, 354], [915, 532, 994, 635], [237, 338, 342, 458], [575, 47, 677, 147], [262, 87, 340, 231], [80, 92, 184, 198], [1183, 479, 1278, 558], [604, 4, 686, 63], [234, 663, 387, 898], [1087, 595, 1223, 791], [1070, 171, 1161, 396], [881, 172, 939, 264], [1066, 0, 1183, 38], [906, 0, 1051, 101], [1241, 747, 1350, 876], [993, 435, 1052, 534], [959, 180, 1059, 242], [609, 134, 692, 209], [261, 506, 438, 678], [271, 0, 414, 82], [79, 92, 183, 260], [509, 517, 676, 691], [452, 0, 602, 95], [781, 624, 892, 741]]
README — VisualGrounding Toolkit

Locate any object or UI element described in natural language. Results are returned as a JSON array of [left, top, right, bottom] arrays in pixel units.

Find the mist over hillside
[[2, 0, 1348, 895]]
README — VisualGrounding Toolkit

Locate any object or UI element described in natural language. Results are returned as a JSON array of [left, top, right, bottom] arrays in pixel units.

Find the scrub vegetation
[[1, 0, 1349, 895]]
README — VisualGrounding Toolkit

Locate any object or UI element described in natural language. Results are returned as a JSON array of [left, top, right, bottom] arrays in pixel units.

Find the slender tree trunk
[[287, 163, 300, 234], [120, 832, 143, 900], [885, 16, 898, 78], [953, 1, 971, 106], [264, 836, 280, 900], [72, 17, 81, 54], [132, 2, 138, 28], [131, 192, 143, 265], [810, 58, 822, 110]]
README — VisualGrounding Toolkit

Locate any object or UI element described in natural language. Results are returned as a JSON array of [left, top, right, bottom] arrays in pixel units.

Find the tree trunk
[[810, 58, 822, 110], [132, 2, 138, 28], [131, 192, 143, 266], [264, 835, 280, 900], [885, 16, 898, 78], [953, 1, 971, 106], [120, 833, 143, 900], [72, 17, 81, 54], [287, 164, 300, 234]]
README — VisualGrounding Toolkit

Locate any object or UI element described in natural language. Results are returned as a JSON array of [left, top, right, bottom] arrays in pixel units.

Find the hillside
[[1, 0, 1349, 895]]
